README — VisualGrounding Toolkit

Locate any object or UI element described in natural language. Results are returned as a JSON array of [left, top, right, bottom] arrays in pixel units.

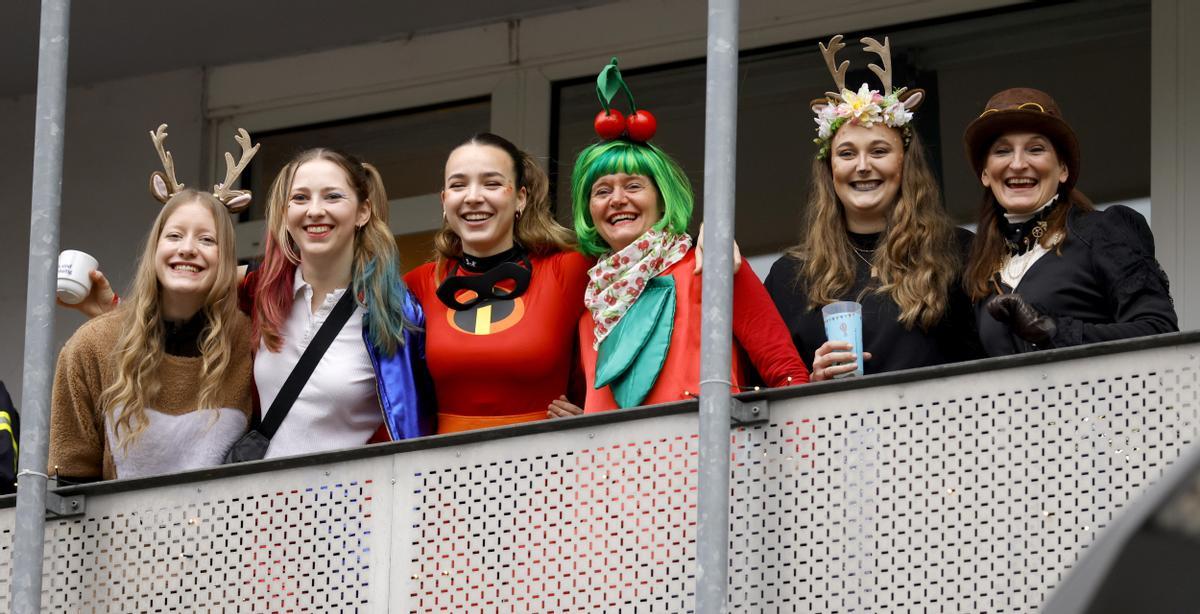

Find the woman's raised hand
[[810, 340, 872, 381], [57, 270, 116, 318]]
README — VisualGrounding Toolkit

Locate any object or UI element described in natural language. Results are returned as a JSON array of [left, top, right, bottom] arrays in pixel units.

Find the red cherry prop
[[594, 109, 626, 140], [626, 109, 657, 142]]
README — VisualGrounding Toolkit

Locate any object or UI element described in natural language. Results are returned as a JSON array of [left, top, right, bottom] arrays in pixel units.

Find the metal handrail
[[2, 329, 1192, 509]]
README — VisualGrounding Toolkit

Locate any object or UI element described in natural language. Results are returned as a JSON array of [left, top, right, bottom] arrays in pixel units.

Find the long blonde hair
[[788, 131, 958, 331], [100, 191, 242, 451], [433, 133, 574, 267]]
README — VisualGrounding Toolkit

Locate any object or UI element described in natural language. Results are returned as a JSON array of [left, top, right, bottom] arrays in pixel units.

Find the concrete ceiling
[[1, 0, 615, 98]]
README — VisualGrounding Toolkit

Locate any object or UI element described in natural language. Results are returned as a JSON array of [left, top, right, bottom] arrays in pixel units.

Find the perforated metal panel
[[0, 341, 1196, 612], [404, 416, 700, 612], [0, 458, 393, 612], [728, 348, 1200, 612]]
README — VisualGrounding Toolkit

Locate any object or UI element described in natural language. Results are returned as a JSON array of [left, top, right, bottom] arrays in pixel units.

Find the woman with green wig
[[564, 58, 808, 413]]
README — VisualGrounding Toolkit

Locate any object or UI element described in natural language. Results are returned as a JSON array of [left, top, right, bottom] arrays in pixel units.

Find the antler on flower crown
[[810, 35, 925, 159], [147, 124, 260, 213]]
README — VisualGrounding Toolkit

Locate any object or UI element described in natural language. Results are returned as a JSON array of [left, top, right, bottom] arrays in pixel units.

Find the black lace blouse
[[976, 204, 1178, 356]]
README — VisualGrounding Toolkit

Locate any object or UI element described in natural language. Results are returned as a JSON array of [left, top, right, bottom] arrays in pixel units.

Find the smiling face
[[442, 143, 527, 258], [981, 132, 1068, 215], [829, 123, 904, 233], [285, 158, 370, 266], [588, 173, 662, 252], [155, 200, 220, 305]]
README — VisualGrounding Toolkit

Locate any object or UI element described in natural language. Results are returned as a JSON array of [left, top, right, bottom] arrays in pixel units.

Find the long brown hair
[[964, 186, 1093, 301], [100, 191, 242, 452], [788, 130, 958, 331], [433, 133, 573, 266]]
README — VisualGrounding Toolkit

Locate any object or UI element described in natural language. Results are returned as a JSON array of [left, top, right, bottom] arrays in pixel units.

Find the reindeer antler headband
[[149, 124, 261, 213], [810, 35, 924, 159]]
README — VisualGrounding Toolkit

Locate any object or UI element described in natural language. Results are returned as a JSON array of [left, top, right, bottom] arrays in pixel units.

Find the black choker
[[460, 245, 524, 273], [437, 246, 533, 311], [997, 200, 1059, 256]]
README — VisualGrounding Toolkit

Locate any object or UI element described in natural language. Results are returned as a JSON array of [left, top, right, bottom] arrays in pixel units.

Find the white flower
[[882, 102, 913, 127], [814, 105, 839, 139]]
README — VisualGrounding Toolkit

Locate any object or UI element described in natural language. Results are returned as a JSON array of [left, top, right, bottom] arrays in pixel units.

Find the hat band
[[978, 101, 1047, 118]]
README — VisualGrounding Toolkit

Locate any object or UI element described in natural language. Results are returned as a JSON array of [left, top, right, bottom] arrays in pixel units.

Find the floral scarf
[[585, 229, 692, 348]]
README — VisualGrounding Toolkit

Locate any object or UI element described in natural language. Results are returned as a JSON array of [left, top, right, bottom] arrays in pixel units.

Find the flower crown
[[811, 36, 924, 159]]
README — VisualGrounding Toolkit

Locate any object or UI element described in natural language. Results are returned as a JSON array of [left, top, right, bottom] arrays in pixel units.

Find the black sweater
[[764, 228, 983, 376]]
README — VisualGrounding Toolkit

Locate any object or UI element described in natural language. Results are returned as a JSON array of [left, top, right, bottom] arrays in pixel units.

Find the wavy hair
[[788, 130, 958, 331], [433, 133, 574, 268], [100, 190, 242, 452], [570, 139, 693, 256], [254, 148, 411, 355]]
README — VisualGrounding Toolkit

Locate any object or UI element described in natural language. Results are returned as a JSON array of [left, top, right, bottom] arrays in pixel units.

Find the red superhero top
[[578, 249, 809, 413], [405, 250, 591, 433]]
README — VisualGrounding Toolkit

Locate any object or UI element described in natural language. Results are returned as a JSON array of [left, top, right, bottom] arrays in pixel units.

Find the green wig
[[570, 139, 694, 256]]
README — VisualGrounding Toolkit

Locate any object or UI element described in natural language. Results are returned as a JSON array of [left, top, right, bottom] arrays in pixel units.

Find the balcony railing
[[1, 331, 1197, 612]]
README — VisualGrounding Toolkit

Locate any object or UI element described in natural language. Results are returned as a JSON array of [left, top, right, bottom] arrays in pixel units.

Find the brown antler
[[212, 128, 260, 210], [819, 35, 849, 100], [861, 36, 893, 94], [150, 124, 184, 197]]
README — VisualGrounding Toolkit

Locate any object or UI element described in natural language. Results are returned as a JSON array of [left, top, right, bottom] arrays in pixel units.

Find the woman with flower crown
[[563, 58, 808, 412], [962, 88, 1176, 355], [763, 36, 982, 380]]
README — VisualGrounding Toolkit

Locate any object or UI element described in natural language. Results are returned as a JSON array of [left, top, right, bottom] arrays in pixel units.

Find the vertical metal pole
[[697, 0, 738, 612], [12, 1, 71, 612]]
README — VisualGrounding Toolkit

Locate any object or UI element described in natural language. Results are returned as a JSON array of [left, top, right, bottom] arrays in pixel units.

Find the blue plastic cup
[[821, 301, 864, 377]]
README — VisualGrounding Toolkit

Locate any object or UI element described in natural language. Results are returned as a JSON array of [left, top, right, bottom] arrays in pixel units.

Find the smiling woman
[[567, 58, 808, 413], [962, 88, 1177, 355], [49, 190, 253, 482], [404, 132, 589, 434], [250, 148, 434, 455], [48, 125, 260, 482], [764, 35, 983, 381]]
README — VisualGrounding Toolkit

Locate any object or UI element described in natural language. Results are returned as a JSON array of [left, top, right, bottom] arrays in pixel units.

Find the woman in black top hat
[[962, 87, 1177, 356]]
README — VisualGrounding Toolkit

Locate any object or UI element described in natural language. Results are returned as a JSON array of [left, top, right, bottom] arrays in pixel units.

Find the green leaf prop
[[595, 56, 638, 114]]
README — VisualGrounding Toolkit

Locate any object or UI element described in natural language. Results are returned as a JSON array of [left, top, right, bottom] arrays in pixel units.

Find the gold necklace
[[851, 246, 878, 279]]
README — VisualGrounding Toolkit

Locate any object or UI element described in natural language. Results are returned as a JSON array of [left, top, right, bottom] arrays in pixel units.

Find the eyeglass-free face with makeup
[[980, 131, 1069, 216], [829, 123, 905, 233]]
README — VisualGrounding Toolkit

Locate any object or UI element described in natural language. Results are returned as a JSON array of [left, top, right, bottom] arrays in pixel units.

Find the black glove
[[986, 293, 1057, 347]]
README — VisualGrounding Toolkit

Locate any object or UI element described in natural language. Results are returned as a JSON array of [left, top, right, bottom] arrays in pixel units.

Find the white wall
[[1152, 0, 1200, 330], [0, 69, 205, 402]]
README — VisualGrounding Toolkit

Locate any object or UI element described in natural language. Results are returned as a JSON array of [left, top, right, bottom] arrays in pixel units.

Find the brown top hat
[[963, 87, 1080, 193]]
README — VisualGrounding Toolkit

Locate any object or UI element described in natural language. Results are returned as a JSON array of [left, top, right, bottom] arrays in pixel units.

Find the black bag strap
[[258, 289, 357, 439]]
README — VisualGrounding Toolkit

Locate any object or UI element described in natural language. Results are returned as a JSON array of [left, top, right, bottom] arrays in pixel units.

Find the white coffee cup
[[57, 250, 99, 305]]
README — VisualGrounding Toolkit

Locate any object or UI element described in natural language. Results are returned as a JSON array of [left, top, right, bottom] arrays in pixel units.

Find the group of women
[[47, 35, 1177, 482]]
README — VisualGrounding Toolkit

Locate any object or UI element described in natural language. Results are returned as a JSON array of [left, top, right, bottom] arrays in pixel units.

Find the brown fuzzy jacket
[[48, 310, 253, 481]]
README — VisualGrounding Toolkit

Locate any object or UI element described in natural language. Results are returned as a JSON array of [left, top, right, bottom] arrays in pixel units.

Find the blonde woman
[[250, 148, 433, 453], [60, 142, 434, 456], [49, 189, 253, 481], [764, 36, 982, 379]]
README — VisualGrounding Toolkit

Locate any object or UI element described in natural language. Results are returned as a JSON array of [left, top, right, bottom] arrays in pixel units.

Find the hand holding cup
[[817, 301, 867, 379]]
